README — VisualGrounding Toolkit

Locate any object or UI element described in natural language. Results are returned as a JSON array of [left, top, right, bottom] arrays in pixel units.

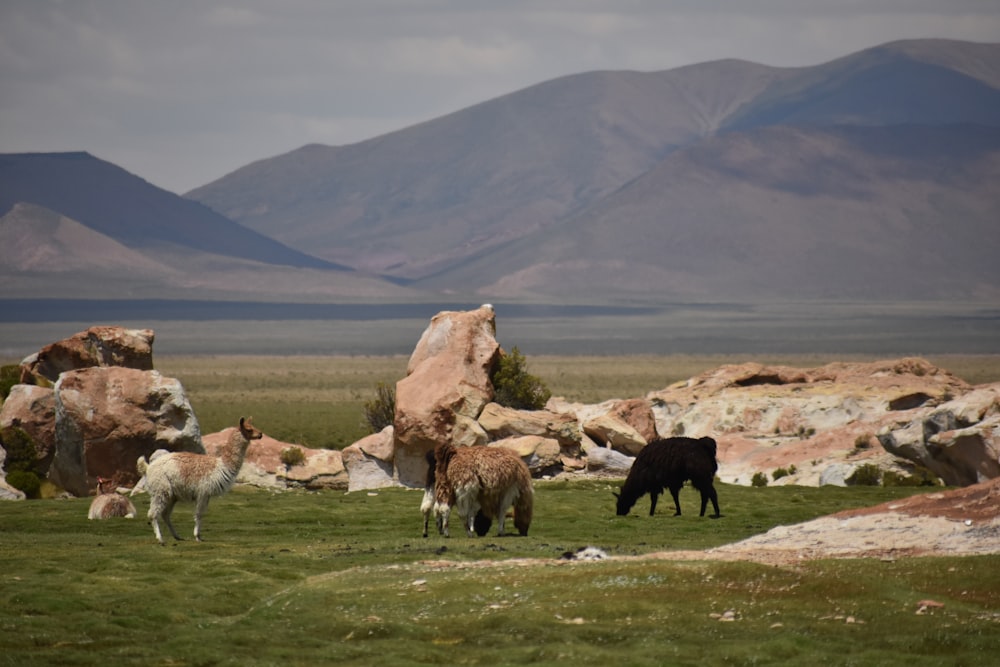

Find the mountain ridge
[[3, 38, 999, 305]]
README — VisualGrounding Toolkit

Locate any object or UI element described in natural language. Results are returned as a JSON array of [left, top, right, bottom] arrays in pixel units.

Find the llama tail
[[513, 479, 534, 536]]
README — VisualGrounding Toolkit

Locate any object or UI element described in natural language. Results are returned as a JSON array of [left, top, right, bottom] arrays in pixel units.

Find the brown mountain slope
[[185, 39, 1000, 303], [433, 124, 1000, 301], [186, 60, 787, 277], [0, 203, 422, 301]]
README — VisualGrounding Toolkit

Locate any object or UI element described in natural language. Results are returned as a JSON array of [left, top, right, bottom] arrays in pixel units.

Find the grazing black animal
[[614, 436, 721, 518]]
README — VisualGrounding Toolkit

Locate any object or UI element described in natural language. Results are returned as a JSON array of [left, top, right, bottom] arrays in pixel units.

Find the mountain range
[[3, 38, 999, 306]]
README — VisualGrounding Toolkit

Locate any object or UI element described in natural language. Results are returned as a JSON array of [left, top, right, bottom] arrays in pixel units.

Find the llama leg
[[147, 502, 165, 545], [193, 496, 210, 541], [669, 485, 683, 516], [495, 508, 507, 536], [648, 491, 659, 516], [162, 498, 183, 541], [693, 480, 721, 517], [438, 506, 451, 538]]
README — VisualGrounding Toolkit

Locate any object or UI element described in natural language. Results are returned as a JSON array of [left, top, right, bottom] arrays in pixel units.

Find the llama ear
[[240, 417, 246, 428]]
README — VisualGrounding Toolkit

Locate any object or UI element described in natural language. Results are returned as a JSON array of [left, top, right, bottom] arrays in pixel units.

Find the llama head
[[613, 489, 638, 516], [239, 416, 264, 441]]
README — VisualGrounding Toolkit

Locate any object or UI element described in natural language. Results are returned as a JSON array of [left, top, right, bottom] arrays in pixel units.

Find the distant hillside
[[0, 151, 341, 270], [3, 39, 998, 307], [439, 124, 1000, 300], [0, 197, 420, 302], [184, 39, 1000, 302]]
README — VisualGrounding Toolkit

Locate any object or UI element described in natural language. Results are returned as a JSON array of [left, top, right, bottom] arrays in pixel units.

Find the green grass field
[[3, 354, 1000, 664], [2, 481, 998, 666]]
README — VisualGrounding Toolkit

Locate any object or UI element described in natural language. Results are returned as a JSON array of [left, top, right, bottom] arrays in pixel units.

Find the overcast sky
[[2, 1, 998, 194]]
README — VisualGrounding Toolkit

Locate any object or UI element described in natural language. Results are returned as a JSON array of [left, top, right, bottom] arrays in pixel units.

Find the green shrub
[[280, 446, 306, 468], [5, 470, 41, 498], [751, 471, 768, 487], [361, 381, 396, 434], [883, 468, 940, 487], [0, 426, 38, 474], [491, 346, 551, 410], [772, 464, 798, 481], [846, 463, 882, 486], [0, 364, 20, 400]]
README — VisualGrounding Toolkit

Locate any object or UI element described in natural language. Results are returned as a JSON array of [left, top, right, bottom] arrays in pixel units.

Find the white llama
[[136, 417, 262, 544]]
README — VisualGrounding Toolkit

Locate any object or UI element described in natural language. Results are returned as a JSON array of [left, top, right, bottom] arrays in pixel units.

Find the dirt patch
[[420, 479, 1000, 569], [650, 479, 1000, 565]]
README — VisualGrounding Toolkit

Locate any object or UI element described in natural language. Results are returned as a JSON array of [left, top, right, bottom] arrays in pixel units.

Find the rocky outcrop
[[204, 429, 350, 491], [0, 384, 57, 475], [878, 384, 1000, 486], [393, 305, 501, 487], [644, 358, 973, 486], [20, 326, 155, 385], [50, 366, 202, 497], [341, 426, 396, 492]]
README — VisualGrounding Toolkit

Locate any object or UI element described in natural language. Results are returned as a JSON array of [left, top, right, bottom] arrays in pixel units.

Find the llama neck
[[217, 431, 251, 471]]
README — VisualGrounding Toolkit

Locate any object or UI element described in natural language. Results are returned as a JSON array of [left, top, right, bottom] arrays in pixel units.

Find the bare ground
[[419, 479, 1000, 571]]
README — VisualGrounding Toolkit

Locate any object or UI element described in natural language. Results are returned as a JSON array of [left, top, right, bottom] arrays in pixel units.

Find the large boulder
[[393, 305, 501, 487], [583, 413, 647, 456], [478, 402, 581, 446], [878, 384, 1000, 486], [203, 429, 350, 491], [50, 366, 202, 497], [0, 384, 57, 475], [608, 398, 660, 443], [490, 436, 563, 477], [341, 426, 397, 492], [646, 357, 973, 485], [20, 326, 155, 385]]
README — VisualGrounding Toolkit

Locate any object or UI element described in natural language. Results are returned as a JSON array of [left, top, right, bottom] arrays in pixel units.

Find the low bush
[[5, 469, 41, 498], [846, 463, 882, 486], [0, 426, 38, 474], [280, 446, 306, 468], [0, 364, 20, 399], [491, 346, 552, 410], [361, 381, 396, 434], [772, 465, 797, 481], [751, 471, 769, 487]]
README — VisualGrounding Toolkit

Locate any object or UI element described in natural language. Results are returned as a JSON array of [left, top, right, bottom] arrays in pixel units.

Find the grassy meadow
[[3, 353, 1000, 664], [2, 481, 999, 666]]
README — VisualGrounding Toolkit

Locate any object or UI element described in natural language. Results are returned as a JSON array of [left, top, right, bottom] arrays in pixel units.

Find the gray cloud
[[2, 0, 998, 193]]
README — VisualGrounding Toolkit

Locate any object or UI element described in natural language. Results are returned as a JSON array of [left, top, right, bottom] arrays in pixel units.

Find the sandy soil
[[420, 479, 1000, 570], [644, 477, 1000, 565]]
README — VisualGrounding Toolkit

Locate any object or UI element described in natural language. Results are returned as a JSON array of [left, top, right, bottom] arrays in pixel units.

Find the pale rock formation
[[489, 436, 563, 477], [607, 398, 659, 443], [341, 426, 396, 492], [50, 366, 202, 497], [203, 429, 350, 491], [878, 383, 1000, 486], [20, 326, 154, 385], [0, 383, 57, 475], [393, 305, 501, 487], [646, 358, 972, 485], [582, 413, 646, 456], [478, 403, 581, 446]]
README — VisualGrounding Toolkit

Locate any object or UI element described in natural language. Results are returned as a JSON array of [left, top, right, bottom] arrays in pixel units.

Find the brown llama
[[433, 443, 533, 538], [136, 417, 262, 544], [87, 476, 137, 520]]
